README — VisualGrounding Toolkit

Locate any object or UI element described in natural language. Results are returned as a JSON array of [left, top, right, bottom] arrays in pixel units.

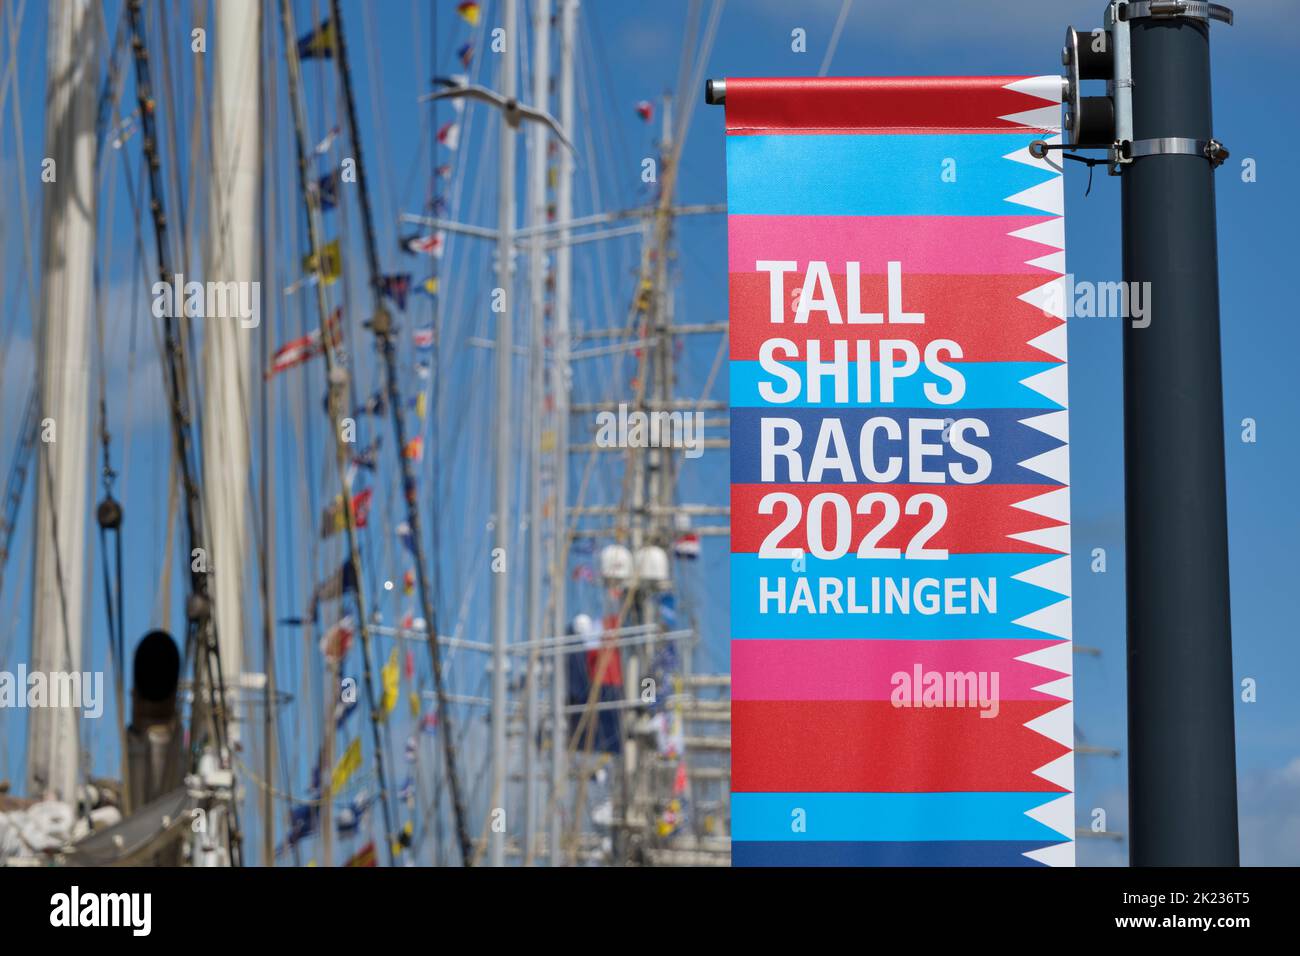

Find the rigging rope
[[325, 0, 473, 866], [275, 0, 399, 867], [124, 0, 242, 865]]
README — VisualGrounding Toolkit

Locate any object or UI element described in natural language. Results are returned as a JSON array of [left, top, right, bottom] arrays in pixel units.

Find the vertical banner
[[727, 77, 1074, 866]]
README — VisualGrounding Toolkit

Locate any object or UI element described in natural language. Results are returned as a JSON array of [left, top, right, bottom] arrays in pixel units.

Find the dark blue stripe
[[730, 406, 1063, 485], [733, 840, 1056, 867]]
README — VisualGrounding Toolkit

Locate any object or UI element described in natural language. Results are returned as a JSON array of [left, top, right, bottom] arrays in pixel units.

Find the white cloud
[[1240, 757, 1300, 865]]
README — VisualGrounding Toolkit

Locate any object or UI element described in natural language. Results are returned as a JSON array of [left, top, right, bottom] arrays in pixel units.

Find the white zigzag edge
[[1003, 89, 1075, 864]]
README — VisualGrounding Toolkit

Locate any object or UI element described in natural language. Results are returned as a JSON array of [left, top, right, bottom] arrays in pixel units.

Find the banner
[[726, 77, 1074, 866]]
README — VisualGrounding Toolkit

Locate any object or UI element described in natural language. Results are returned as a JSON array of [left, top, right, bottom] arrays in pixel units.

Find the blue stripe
[[726, 134, 1057, 217], [730, 552, 1065, 640], [732, 792, 1067, 842], [730, 406, 1063, 486], [729, 360, 1062, 410], [733, 840, 1058, 867]]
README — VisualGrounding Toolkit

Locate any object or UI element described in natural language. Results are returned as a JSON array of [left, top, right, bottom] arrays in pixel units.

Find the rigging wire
[[123, 0, 243, 865], [276, 0, 400, 867], [325, 0, 472, 866]]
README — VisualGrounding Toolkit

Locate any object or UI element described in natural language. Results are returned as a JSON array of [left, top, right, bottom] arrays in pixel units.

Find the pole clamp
[[1126, 136, 1230, 166], [1120, 1, 1234, 25]]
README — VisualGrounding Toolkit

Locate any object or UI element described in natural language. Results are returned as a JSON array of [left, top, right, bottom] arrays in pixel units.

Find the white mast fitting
[[28, 0, 101, 803]]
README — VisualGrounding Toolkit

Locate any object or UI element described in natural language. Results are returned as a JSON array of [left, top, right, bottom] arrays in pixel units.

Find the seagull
[[420, 82, 576, 155]]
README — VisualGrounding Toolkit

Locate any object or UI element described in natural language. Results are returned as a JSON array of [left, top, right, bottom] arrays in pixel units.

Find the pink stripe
[[733, 639, 1067, 701], [728, 215, 1057, 275]]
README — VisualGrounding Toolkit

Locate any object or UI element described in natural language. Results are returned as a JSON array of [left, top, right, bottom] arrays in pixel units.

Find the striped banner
[[726, 77, 1074, 867]]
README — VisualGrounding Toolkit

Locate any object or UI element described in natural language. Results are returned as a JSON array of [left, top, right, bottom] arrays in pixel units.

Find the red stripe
[[732, 699, 1069, 793], [729, 273, 1062, 363], [724, 76, 1055, 135], [730, 484, 1066, 556]]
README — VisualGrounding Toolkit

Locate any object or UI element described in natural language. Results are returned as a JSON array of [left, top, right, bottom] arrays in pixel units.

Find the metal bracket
[[1126, 136, 1230, 166], [1120, 1, 1234, 25]]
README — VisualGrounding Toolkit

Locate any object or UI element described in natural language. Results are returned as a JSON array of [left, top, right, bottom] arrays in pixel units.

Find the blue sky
[[1, 0, 1297, 866]]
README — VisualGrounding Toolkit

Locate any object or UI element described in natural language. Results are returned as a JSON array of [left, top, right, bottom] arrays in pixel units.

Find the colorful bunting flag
[[344, 841, 377, 867], [320, 616, 355, 664], [397, 521, 416, 556], [457, 41, 473, 68], [320, 487, 374, 539], [351, 436, 383, 471], [672, 532, 700, 560], [456, 2, 481, 27], [297, 19, 336, 60], [315, 170, 340, 210], [266, 309, 342, 378], [311, 560, 358, 616], [402, 232, 445, 258], [378, 273, 413, 310], [381, 648, 400, 716], [437, 121, 460, 151], [330, 738, 362, 795], [353, 390, 386, 418], [314, 125, 341, 155], [302, 238, 342, 284]]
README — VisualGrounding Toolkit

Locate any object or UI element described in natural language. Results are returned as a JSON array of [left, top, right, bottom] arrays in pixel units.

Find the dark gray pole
[[1121, 10, 1239, 866]]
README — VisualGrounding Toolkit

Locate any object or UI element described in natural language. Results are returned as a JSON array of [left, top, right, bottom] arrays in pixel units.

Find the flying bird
[[420, 81, 576, 155]]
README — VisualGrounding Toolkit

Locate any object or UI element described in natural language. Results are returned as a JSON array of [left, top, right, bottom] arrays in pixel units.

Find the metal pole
[[490, 0, 519, 869], [522, 0, 551, 866], [549, 0, 578, 867], [1121, 9, 1238, 866]]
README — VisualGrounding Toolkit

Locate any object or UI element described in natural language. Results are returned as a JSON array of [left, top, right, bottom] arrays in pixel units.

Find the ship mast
[[201, 0, 260, 749], [548, 0, 578, 868], [488, 0, 520, 870], [522, 0, 552, 863], [196, 0, 260, 867], [27, 0, 100, 804]]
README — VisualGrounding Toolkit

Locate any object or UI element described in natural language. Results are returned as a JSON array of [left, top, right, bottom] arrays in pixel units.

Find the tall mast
[[549, 0, 578, 868], [489, 0, 519, 870], [202, 0, 261, 743], [522, 0, 551, 864], [28, 0, 100, 803]]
